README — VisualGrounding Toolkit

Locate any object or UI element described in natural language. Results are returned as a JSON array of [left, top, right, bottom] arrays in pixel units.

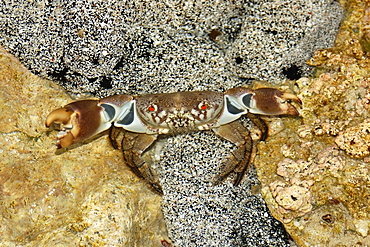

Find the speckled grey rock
[[159, 132, 291, 246], [0, 0, 342, 96], [0, 0, 343, 246]]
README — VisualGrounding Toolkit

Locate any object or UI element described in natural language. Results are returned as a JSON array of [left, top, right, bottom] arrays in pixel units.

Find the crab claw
[[245, 88, 301, 116], [46, 100, 109, 148], [46, 94, 136, 149], [224, 86, 301, 119]]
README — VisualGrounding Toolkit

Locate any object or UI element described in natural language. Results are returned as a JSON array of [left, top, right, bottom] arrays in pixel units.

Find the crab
[[46, 86, 300, 193]]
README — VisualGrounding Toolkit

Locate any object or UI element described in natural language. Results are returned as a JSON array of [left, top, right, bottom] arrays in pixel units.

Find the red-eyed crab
[[46, 86, 300, 193]]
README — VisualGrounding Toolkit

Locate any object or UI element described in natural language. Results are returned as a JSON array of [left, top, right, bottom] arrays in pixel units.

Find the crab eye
[[198, 102, 208, 110], [148, 104, 157, 112]]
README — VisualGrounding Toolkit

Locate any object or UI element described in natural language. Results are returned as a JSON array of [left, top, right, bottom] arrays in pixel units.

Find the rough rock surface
[[255, 0, 370, 245], [0, 50, 293, 246], [0, 47, 168, 246], [0, 0, 342, 97], [0, 0, 349, 246]]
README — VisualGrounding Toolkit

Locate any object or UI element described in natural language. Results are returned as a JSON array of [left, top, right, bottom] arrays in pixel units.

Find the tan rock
[[0, 47, 169, 246], [335, 119, 370, 158], [254, 1, 370, 245]]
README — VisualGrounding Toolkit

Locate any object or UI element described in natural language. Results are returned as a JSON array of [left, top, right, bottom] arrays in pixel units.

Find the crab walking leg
[[212, 121, 254, 186], [246, 112, 268, 141], [109, 127, 162, 194]]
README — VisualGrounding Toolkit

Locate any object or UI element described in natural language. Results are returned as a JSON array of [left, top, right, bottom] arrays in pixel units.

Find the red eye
[[198, 102, 208, 110], [148, 105, 156, 112]]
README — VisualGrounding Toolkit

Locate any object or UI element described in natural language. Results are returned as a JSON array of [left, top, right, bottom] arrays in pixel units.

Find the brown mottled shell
[[135, 91, 224, 133]]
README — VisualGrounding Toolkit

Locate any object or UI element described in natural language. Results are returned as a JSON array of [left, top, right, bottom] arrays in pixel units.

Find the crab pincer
[[45, 100, 105, 148], [250, 88, 301, 116]]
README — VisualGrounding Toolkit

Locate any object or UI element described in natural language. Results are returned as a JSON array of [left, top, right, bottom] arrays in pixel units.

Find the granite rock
[[0, 0, 343, 97]]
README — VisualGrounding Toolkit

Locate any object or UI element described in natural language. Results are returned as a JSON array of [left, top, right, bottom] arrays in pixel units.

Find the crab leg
[[214, 87, 300, 185], [212, 121, 254, 186], [110, 127, 162, 194], [46, 94, 134, 148], [247, 112, 268, 141]]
